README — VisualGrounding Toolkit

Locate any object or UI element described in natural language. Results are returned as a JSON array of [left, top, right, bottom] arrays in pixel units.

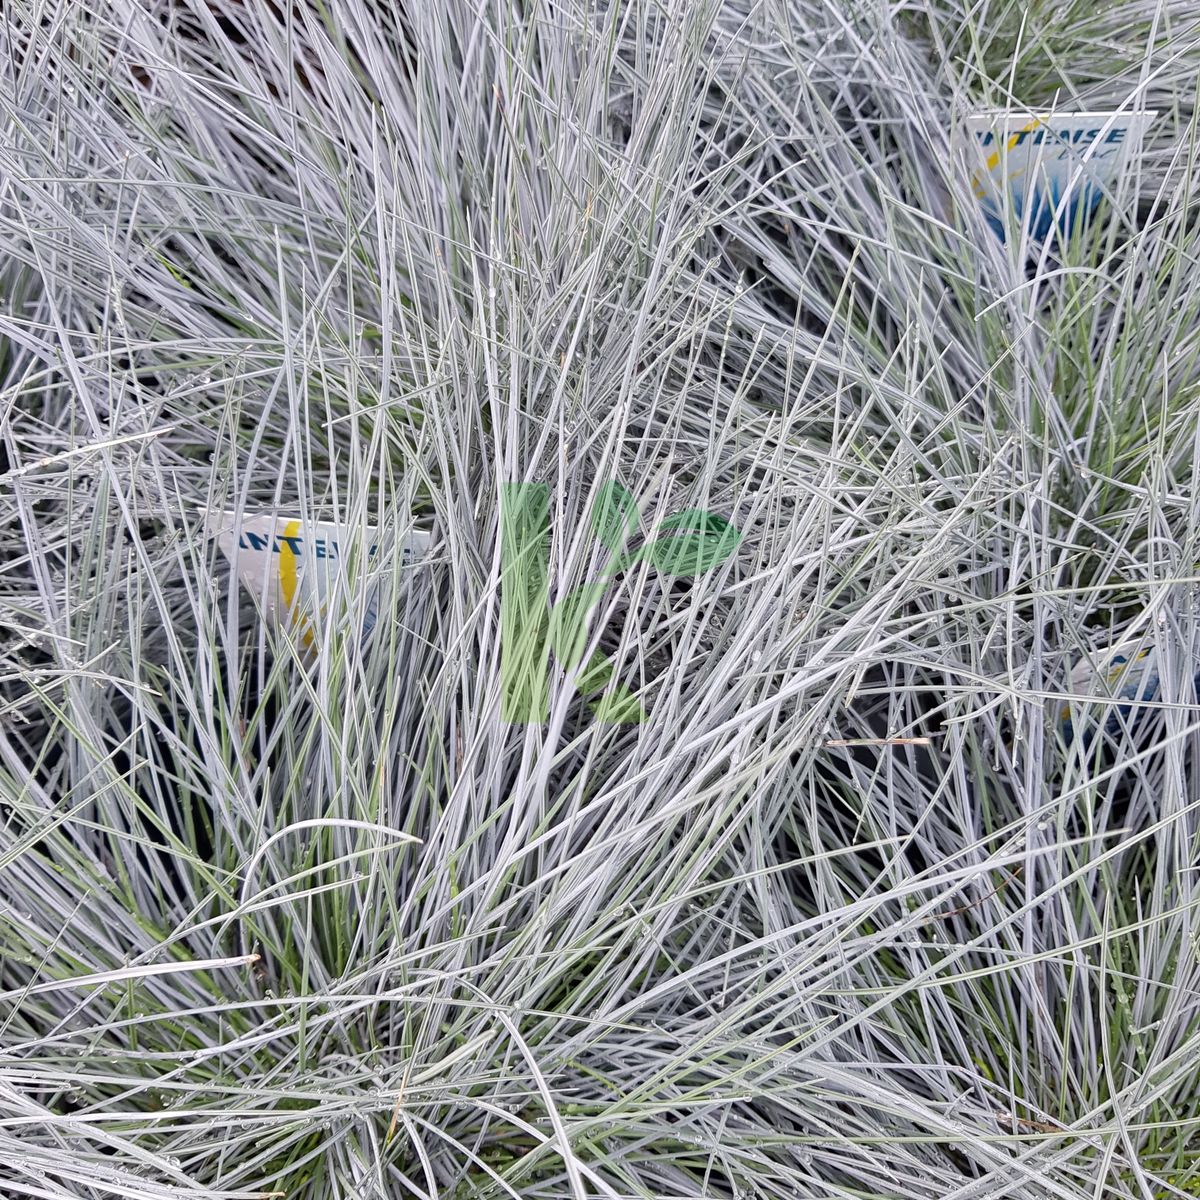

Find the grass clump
[[2, 0, 1200, 1198]]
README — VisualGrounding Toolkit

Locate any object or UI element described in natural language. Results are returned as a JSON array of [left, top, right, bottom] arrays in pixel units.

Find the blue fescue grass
[[3, 1, 1200, 1198]]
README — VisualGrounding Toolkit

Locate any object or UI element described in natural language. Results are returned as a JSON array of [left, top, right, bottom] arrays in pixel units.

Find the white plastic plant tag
[[203, 509, 432, 645], [1059, 640, 1161, 742], [961, 110, 1157, 241]]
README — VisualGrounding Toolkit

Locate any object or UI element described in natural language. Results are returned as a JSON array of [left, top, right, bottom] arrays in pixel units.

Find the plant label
[[961, 109, 1157, 241], [203, 509, 432, 643]]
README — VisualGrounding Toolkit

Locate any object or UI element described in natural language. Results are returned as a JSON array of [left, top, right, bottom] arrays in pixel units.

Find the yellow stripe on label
[[971, 117, 1043, 198], [1104, 646, 1152, 684], [278, 519, 315, 650]]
